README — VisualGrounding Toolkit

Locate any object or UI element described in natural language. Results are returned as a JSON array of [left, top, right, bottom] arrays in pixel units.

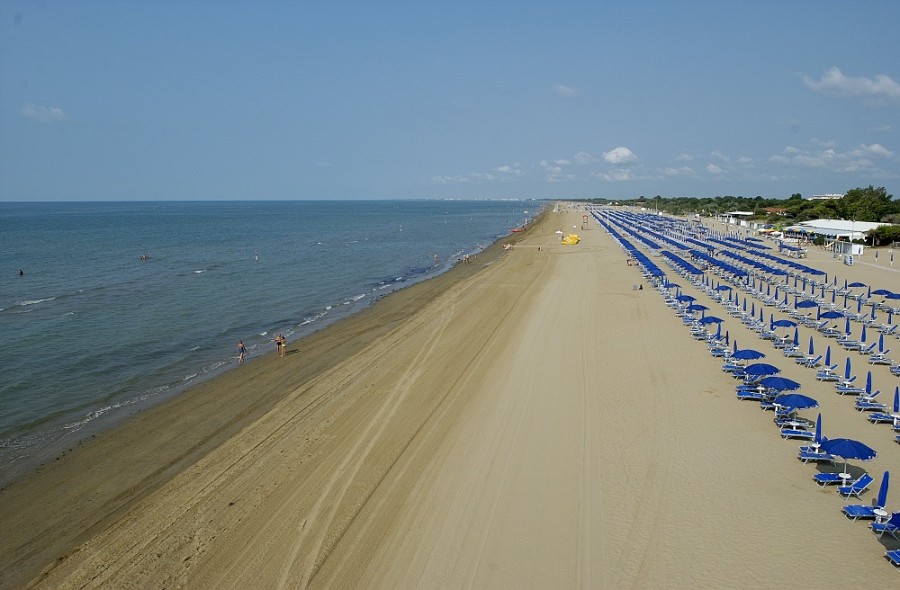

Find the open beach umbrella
[[676, 294, 695, 303], [877, 471, 890, 510], [699, 315, 723, 324], [819, 310, 843, 319], [773, 393, 818, 410], [745, 363, 781, 377], [820, 437, 877, 477], [771, 318, 797, 329], [733, 348, 766, 360], [848, 281, 866, 288], [686, 303, 708, 313], [796, 299, 818, 309], [758, 376, 801, 391], [715, 284, 731, 292], [872, 288, 893, 296]]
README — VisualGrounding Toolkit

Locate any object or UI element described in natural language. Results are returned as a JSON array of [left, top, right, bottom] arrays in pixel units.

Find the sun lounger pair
[[798, 446, 835, 464], [867, 412, 897, 424]]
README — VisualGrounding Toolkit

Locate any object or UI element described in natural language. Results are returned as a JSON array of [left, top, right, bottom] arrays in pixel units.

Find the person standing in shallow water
[[238, 340, 246, 364]]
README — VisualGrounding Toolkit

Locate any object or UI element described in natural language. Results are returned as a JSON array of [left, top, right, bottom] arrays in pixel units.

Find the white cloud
[[539, 159, 574, 182], [495, 164, 524, 177], [602, 146, 638, 164], [676, 153, 695, 162], [803, 66, 900, 102], [737, 156, 753, 165], [594, 168, 634, 182], [662, 166, 696, 177], [710, 150, 730, 162], [769, 142, 895, 175], [705, 163, 723, 174], [574, 151, 596, 165], [21, 103, 68, 122], [553, 84, 579, 97]]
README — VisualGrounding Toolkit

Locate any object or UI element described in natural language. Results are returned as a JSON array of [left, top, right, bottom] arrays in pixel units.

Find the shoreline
[[0, 211, 540, 589]]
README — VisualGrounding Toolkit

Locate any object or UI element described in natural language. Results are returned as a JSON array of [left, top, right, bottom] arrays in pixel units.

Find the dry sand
[[1, 205, 899, 589]]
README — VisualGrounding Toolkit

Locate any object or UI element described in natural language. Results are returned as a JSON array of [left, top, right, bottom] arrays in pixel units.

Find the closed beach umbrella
[[893, 386, 899, 416], [824, 345, 831, 367], [878, 333, 885, 354], [814, 413, 823, 446], [877, 471, 890, 510], [792, 326, 799, 347], [865, 371, 873, 396], [844, 358, 853, 381], [808, 336, 815, 356]]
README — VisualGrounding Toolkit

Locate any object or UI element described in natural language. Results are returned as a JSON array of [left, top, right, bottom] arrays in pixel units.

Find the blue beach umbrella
[[892, 386, 899, 415], [808, 336, 815, 356], [814, 413, 823, 445], [792, 326, 800, 347], [820, 437, 877, 477], [774, 393, 818, 410], [865, 371, 873, 395], [844, 358, 853, 381], [758, 376, 801, 391], [824, 345, 831, 367], [819, 310, 843, 319], [861, 324, 868, 343], [848, 281, 866, 288], [772, 318, 797, 329], [699, 315, 723, 324], [733, 348, 766, 360], [676, 294, 695, 302], [796, 299, 818, 309], [877, 471, 890, 510], [686, 303, 708, 313], [745, 363, 781, 376], [872, 288, 893, 296]]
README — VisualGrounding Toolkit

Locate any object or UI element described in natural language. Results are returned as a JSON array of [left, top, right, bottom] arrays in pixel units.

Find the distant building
[[807, 193, 844, 201]]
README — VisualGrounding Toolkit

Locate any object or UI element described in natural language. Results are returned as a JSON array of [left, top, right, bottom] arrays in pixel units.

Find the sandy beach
[[2, 204, 899, 589]]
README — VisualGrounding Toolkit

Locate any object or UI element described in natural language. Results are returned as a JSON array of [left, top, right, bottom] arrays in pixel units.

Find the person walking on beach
[[238, 340, 246, 364]]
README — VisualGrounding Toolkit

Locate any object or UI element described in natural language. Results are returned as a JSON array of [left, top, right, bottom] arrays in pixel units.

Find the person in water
[[238, 340, 247, 364]]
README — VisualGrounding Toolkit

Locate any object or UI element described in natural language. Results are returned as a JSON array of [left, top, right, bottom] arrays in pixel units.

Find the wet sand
[[1, 205, 898, 588]]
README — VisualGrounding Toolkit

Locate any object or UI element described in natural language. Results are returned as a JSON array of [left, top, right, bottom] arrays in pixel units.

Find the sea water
[[0, 199, 540, 482]]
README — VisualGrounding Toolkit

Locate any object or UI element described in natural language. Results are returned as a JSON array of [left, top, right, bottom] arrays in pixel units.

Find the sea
[[0, 199, 542, 484]]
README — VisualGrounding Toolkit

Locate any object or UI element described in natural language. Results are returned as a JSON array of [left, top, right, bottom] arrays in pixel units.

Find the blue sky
[[1, 1, 898, 201]]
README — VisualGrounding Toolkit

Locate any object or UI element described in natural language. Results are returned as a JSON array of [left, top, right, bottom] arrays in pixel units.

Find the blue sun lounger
[[867, 412, 896, 424], [887, 549, 900, 567], [781, 428, 814, 440], [798, 447, 835, 464], [814, 472, 846, 486], [838, 473, 874, 498], [872, 513, 900, 540], [842, 504, 878, 521]]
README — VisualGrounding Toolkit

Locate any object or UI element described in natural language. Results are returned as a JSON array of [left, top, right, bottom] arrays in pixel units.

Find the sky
[[1, 1, 899, 201]]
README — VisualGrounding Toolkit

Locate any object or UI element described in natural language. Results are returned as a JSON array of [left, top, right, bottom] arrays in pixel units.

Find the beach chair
[[871, 512, 900, 540], [855, 393, 885, 412], [838, 473, 874, 498], [842, 504, 878, 521], [814, 472, 848, 486], [798, 448, 835, 464], [797, 354, 822, 368], [892, 364, 900, 377], [869, 352, 893, 365], [781, 427, 814, 440], [867, 412, 897, 424], [887, 549, 900, 567]]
